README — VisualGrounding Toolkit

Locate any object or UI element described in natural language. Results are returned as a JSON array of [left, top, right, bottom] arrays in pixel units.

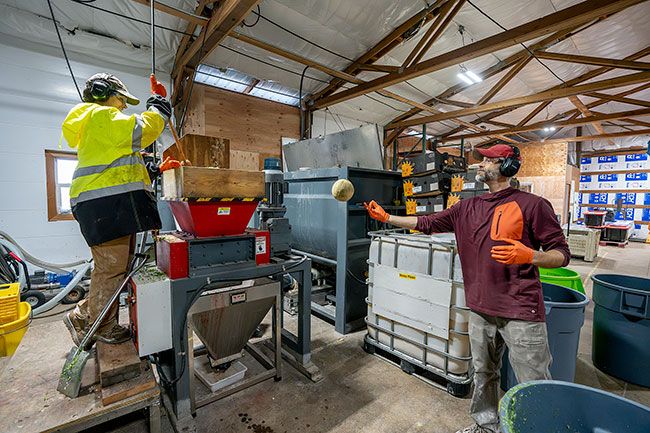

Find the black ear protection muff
[[499, 145, 521, 177], [89, 79, 114, 101]]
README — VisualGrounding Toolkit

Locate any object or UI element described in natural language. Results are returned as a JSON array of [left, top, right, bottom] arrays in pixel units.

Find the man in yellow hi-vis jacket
[[62, 73, 178, 346]]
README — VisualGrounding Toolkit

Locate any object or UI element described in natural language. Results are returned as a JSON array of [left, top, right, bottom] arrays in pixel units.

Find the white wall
[[0, 41, 170, 264]]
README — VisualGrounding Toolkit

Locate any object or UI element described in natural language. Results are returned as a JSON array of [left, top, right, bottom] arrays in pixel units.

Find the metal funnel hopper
[[189, 279, 277, 366]]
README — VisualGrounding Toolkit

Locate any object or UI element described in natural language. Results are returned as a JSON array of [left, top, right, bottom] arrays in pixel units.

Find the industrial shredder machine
[[128, 165, 318, 432]]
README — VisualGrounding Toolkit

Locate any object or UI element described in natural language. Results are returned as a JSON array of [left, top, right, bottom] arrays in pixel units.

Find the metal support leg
[[278, 257, 322, 382], [274, 291, 282, 381]]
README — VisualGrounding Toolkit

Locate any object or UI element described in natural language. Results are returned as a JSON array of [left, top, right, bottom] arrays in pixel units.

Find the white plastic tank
[[367, 231, 471, 377]]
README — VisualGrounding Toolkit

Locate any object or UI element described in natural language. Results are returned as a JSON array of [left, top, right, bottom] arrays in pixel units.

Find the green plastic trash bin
[[539, 267, 585, 294]]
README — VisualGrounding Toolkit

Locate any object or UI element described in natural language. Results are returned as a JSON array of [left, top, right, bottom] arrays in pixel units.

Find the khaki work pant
[[72, 235, 135, 335], [469, 311, 552, 433]]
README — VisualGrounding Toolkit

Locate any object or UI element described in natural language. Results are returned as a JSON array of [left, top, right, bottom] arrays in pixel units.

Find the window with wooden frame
[[45, 150, 77, 221]]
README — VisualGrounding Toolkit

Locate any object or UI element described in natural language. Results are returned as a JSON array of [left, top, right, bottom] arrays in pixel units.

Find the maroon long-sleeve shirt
[[416, 187, 570, 322]]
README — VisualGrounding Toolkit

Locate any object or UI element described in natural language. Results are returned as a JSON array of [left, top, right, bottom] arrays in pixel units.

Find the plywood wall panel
[[199, 85, 299, 156], [182, 85, 205, 136], [518, 142, 567, 177], [230, 150, 260, 171]]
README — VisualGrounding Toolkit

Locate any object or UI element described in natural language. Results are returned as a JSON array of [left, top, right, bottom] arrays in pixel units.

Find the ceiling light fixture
[[464, 70, 483, 83], [457, 65, 482, 85], [457, 72, 474, 85]]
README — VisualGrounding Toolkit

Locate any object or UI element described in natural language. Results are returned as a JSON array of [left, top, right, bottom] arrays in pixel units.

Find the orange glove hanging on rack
[[364, 200, 390, 223], [490, 239, 535, 265], [159, 156, 181, 173]]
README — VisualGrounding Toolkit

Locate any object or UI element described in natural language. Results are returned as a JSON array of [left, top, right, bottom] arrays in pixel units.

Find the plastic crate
[[602, 225, 631, 243], [0, 283, 20, 325], [584, 211, 606, 227], [565, 225, 600, 262]]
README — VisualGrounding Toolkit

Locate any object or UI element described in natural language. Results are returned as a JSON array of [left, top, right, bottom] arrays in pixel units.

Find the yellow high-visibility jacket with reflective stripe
[[62, 103, 165, 206]]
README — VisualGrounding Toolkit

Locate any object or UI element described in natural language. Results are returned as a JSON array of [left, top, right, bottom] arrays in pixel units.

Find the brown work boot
[[63, 312, 87, 347], [95, 323, 132, 345]]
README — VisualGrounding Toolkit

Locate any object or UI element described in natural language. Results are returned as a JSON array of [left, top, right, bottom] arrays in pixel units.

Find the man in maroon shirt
[[365, 144, 570, 433]]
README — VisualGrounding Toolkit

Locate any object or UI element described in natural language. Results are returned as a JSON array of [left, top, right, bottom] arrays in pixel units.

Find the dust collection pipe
[[0, 233, 92, 316]]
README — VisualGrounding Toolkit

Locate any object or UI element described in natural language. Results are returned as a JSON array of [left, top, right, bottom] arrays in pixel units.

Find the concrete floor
[[3, 243, 649, 433]]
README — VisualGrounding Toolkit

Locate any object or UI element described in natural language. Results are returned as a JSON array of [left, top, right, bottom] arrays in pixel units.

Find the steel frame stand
[[157, 255, 319, 432]]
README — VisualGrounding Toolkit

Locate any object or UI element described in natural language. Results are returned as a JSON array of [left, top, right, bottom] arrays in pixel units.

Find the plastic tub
[[539, 267, 585, 294], [499, 380, 650, 433], [0, 301, 31, 357], [592, 273, 650, 387], [501, 283, 589, 390], [0, 283, 20, 325]]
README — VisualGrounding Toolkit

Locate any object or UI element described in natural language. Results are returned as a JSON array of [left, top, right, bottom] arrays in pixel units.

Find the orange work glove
[[490, 239, 535, 265], [159, 156, 182, 173], [150, 74, 167, 97], [364, 200, 390, 223]]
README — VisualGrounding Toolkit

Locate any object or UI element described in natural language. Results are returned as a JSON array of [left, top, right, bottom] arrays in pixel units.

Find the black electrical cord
[[47, 0, 83, 101], [346, 269, 367, 285], [251, 9, 355, 62], [241, 5, 261, 28], [154, 256, 309, 387], [217, 44, 329, 84], [466, 0, 566, 85], [68, 0, 415, 118], [299, 65, 311, 138], [69, 0, 193, 35]]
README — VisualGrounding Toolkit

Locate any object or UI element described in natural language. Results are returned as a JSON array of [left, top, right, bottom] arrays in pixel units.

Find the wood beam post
[[477, 56, 533, 105], [401, 0, 465, 68], [535, 51, 650, 71], [526, 129, 650, 145], [442, 108, 650, 141], [311, 0, 449, 101], [171, 0, 261, 110], [131, 0, 209, 25], [172, 0, 213, 103], [569, 95, 615, 145], [388, 71, 650, 129], [583, 91, 650, 108], [229, 32, 518, 144], [314, 0, 645, 109]]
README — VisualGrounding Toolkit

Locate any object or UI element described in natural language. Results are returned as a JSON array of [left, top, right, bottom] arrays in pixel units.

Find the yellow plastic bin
[[0, 283, 20, 325], [0, 301, 31, 357]]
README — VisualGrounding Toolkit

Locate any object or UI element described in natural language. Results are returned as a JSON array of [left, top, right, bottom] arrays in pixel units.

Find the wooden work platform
[[0, 321, 160, 433]]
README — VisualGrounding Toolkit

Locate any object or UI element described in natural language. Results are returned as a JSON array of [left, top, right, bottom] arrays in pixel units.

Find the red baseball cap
[[474, 144, 521, 160]]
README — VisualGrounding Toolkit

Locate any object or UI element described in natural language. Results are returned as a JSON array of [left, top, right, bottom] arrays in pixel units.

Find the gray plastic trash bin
[[499, 380, 650, 433], [592, 273, 650, 387], [500, 282, 589, 390]]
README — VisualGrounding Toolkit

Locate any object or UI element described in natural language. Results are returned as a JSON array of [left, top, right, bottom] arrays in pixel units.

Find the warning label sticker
[[256, 236, 267, 254], [399, 272, 416, 280], [217, 207, 231, 215]]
